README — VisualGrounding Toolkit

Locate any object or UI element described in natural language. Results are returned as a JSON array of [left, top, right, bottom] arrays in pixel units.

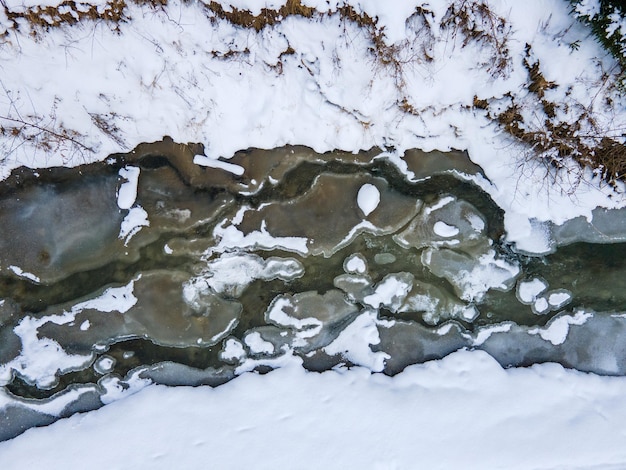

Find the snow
[[433, 221, 460, 238], [8, 265, 40, 283], [193, 154, 245, 176], [220, 338, 246, 363], [356, 183, 380, 217], [116, 166, 140, 210], [533, 297, 550, 315], [548, 290, 573, 309], [344, 254, 367, 274], [529, 310, 593, 345], [323, 310, 390, 372], [4, 350, 626, 469], [363, 274, 413, 311], [213, 220, 309, 255], [118, 206, 149, 245], [0, 0, 621, 238], [517, 277, 548, 304], [244, 332, 275, 355]]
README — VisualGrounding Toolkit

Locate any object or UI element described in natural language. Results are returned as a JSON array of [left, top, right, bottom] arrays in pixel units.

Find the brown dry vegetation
[[204, 0, 314, 32], [476, 46, 626, 185], [440, 0, 511, 77], [1, 0, 128, 32]]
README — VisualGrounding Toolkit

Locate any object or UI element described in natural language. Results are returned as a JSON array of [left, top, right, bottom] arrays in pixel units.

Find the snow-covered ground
[[2, 0, 626, 467], [5, 351, 626, 470]]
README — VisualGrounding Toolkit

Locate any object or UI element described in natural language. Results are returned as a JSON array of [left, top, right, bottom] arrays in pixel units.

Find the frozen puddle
[[1, 141, 626, 441]]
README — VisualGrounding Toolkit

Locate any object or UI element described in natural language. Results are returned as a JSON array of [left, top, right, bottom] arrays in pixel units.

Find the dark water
[[0, 139, 625, 441]]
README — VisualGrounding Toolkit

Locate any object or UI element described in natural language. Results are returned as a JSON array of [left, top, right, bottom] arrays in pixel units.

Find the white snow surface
[[356, 183, 380, 217], [4, 350, 626, 469], [433, 221, 460, 238], [193, 154, 245, 176], [244, 331, 275, 355], [118, 206, 149, 245], [517, 277, 548, 304], [344, 254, 367, 274], [529, 310, 593, 345], [116, 166, 140, 210], [8, 265, 40, 283]]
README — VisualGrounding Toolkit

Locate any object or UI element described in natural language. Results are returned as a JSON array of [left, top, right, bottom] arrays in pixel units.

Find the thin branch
[[0, 115, 93, 151]]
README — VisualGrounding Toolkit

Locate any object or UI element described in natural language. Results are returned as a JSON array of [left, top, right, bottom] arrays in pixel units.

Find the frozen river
[[1, 141, 626, 441]]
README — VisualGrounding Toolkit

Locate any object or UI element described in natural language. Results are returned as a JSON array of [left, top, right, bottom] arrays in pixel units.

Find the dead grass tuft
[[523, 45, 557, 99], [4, 0, 127, 31], [440, 0, 511, 77], [205, 0, 314, 32]]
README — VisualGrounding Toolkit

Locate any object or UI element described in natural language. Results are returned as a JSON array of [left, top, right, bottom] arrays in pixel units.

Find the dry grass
[[204, 0, 315, 32], [469, 43, 626, 186], [523, 45, 557, 100], [440, 0, 511, 77], [491, 101, 626, 185], [2, 0, 127, 33]]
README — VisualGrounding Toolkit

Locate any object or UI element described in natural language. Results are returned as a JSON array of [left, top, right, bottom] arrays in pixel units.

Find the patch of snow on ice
[[548, 290, 572, 309], [118, 206, 149, 246], [450, 250, 520, 302], [533, 297, 550, 315], [433, 221, 460, 238], [357, 183, 380, 217], [1, 314, 92, 388], [529, 310, 593, 345], [324, 310, 388, 372], [424, 196, 455, 215], [0, 384, 98, 418], [517, 278, 548, 304], [193, 253, 303, 298], [8, 266, 40, 283], [220, 338, 246, 363], [116, 166, 140, 210], [94, 356, 115, 375], [344, 254, 367, 274], [99, 371, 152, 405], [473, 323, 513, 346], [363, 274, 413, 311], [214, 221, 308, 255], [193, 154, 245, 176], [266, 297, 322, 337], [244, 332, 275, 355], [465, 213, 485, 232], [73, 278, 138, 314]]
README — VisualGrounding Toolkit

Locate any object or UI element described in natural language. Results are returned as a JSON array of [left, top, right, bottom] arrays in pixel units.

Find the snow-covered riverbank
[[5, 350, 626, 470], [2, 0, 624, 226]]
